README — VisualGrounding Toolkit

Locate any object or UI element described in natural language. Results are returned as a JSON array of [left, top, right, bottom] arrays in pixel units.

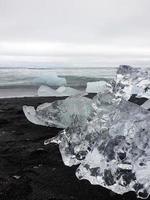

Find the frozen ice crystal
[[86, 81, 113, 93], [38, 85, 60, 97], [115, 65, 150, 100], [23, 96, 94, 128], [38, 85, 86, 97], [23, 65, 150, 198], [76, 100, 150, 199]]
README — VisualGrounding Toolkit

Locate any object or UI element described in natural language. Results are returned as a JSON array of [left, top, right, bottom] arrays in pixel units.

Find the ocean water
[[0, 67, 117, 98]]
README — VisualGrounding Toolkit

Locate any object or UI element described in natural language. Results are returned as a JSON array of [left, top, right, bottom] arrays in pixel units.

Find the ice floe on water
[[23, 65, 150, 199]]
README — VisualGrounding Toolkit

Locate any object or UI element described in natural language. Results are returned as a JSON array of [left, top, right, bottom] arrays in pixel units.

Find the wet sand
[[0, 96, 144, 200]]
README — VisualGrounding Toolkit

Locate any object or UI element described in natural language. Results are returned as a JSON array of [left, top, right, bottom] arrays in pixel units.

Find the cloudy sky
[[0, 0, 150, 67]]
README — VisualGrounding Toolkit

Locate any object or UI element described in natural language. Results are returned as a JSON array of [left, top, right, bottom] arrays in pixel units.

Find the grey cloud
[[0, 0, 150, 57]]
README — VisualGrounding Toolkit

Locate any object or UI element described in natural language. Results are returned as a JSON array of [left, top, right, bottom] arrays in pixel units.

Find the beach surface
[[0, 96, 141, 200]]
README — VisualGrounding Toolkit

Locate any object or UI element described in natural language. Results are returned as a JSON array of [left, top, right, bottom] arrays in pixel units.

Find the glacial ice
[[56, 86, 86, 96], [23, 65, 150, 198], [23, 96, 94, 128], [38, 85, 60, 97], [115, 65, 150, 100], [86, 81, 112, 93], [38, 85, 86, 97], [76, 100, 150, 198], [23, 105, 47, 126]]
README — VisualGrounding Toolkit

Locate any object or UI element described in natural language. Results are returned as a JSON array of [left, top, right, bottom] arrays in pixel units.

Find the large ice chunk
[[23, 96, 94, 129], [76, 100, 150, 199], [38, 85, 86, 97], [141, 99, 150, 110], [23, 65, 150, 199], [44, 96, 150, 198], [86, 81, 112, 93]]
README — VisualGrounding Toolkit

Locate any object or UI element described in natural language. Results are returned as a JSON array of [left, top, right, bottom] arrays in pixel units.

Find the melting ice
[[23, 65, 150, 199], [38, 85, 86, 97]]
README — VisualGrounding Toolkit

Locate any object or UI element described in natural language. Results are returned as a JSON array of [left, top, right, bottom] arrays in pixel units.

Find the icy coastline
[[23, 65, 150, 199]]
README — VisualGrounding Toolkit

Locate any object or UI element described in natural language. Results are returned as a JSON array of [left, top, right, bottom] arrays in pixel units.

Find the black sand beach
[[0, 96, 147, 200]]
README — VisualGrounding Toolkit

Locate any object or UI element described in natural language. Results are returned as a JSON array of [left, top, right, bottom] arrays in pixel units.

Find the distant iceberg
[[38, 85, 60, 97], [38, 85, 86, 97], [0, 69, 67, 87]]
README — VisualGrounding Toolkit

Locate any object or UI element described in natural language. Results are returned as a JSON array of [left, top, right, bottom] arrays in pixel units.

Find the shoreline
[[0, 96, 139, 200]]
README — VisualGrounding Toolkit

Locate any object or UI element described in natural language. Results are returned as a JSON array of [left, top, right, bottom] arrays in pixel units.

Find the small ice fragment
[[13, 175, 21, 179], [38, 85, 60, 97], [76, 100, 150, 197], [141, 99, 150, 110], [23, 105, 48, 126], [44, 130, 65, 145]]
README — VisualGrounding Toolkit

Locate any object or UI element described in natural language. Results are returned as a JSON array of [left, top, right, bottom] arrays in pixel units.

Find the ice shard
[[76, 100, 150, 199], [23, 65, 150, 199], [23, 96, 94, 128]]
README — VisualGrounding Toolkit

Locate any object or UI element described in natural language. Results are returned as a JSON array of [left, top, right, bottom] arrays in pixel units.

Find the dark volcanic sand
[[0, 96, 148, 200]]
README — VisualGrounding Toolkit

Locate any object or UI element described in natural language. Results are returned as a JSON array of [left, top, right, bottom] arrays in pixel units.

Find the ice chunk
[[38, 85, 60, 97], [56, 86, 86, 96], [44, 97, 150, 198], [23, 96, 94, 129], [115, 65, 150, 100], [45, 114, 101, 166], [75, 100, 150, 198], [44, 92, 121, 166], [23, 65, 150, 198], [23, 105, 47, 126], [86, 81, 113, 93], [38, 85, 86, 97], [35, 72, 66, 86]]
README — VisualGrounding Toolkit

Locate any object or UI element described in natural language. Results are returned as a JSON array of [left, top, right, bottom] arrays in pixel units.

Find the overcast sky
[[0, 0, 150, 67]]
